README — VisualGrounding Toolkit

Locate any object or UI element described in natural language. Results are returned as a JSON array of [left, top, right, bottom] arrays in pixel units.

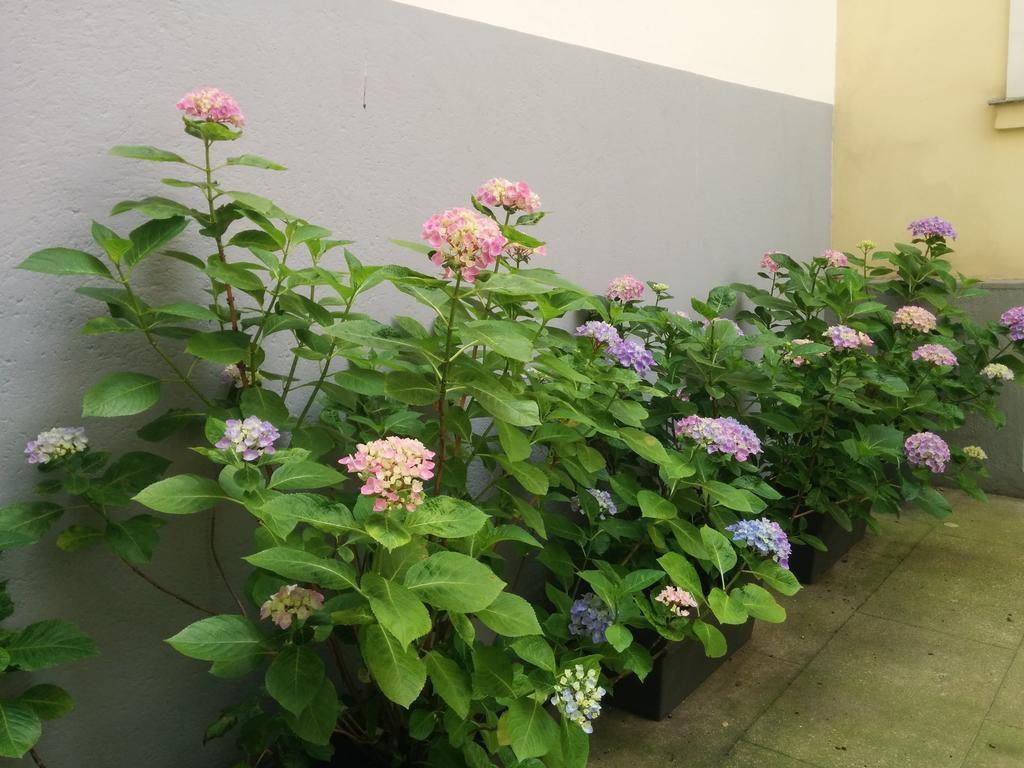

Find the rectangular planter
[[788, 514, 868, 584], [609, 619, 754, 721]]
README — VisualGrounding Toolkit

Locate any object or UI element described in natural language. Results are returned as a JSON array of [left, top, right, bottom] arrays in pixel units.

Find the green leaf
[[257, 494, 357, 538], [703, 481, 766, 513], [0, 502, 63, 549], [122, 216, 189, 271], [708, 587, 748, 625], [82, 372, 160, 417], [469, 387, 541, 427], [185, 331, 251, 364], [111, 196, 192, 220], [364, 514, 412, 550], [692, 620, 727, 658], [6, 620, 97, 671], [657, 552, 703, 600], [104, 515, 162, 563], [134, 475, 226, 515], [496, 420, 532, 462], [619, 427, 669, 465], [239, 388, 290, 424], [605, 623, 634, 652], [56, 525, 103, 552], [609, 399, 648, 427], [700, 526, 738, 575], [19, 248, 112, 279], [733, 583, 786, 623], [359, 624, 426, 708], [226, 154, 287, 170], [244, 547, 359, 591], [637, 490, 676, 520], [404, 551, 505, 612], [384, 371, 438, 406], [476, 592, 542, 637], [462, 320, 534, 362], [505, 699, 560, 760], [282, 678, 340, 746], [362, 574, 432, 647], [18, 684, 73, 720], [424, 651, 471, 718], [403, 496, 488, 539], [0, 702, 42, 758], [205, 258, 265, 291], [266, 645, 325, 716], [110, 144, 187, 163], [154, 302, 220, 322], [268, 461, 344, 490], [751, 560, 801, 596], [496, 458, 549, 495], [511, 636, 555, 672], [166, 615, 264, 662]]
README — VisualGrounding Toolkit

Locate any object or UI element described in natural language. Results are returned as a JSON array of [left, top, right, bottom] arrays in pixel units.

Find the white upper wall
[[395, 0, 837, 103]]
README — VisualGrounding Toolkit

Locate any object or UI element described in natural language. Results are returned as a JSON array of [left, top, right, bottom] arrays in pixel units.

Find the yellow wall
[[833, 0, 1024, 280]]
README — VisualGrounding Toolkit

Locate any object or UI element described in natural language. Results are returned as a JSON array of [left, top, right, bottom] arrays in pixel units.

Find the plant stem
[[121, 559, 216, 616], [294, 293, 357, 428], [30, 749, 48, 768], [434, 276, 463, 494], [209, 512, 248, 616]]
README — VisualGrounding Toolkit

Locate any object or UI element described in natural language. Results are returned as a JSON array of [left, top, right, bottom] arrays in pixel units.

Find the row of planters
[[1, 89, 1021, 767]]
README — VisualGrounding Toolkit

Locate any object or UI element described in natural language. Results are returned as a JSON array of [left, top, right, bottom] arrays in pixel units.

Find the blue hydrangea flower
[[551, 665, 606, 734], [725, 518, 792, 569], [571, 489, 618, 520], [569, 593, 614, 643]]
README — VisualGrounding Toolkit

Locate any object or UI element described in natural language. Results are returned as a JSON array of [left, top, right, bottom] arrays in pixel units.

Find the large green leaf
[[0, 702, 42, 758], [424, 651, 471, 718], [6, 620, 97, 671], [618, 428, 669, 465], [258, 494, 357, 538], [404, 551, 505, 612], [82, 372, 160, 417], [122, 216, 189, 271], [699, 526, 738, 575], [0, 502, 63, 550], [462, 320, 534, 362], [404, 496, 488, 539], [226, 154, 287, 170], [134, 475, 226, 515], [266, 645, 325, 715], [18, 248, 112, 279], [692, 619, 727, 658], [475, 592, 542, 637], [109, 144, 187, 163], [166, 615, 264, 662], [185, 331, 251, 364], [281, 678, 340, 745], [637, 490, 676, 520], [510, 636, 555, 672], [244, 547, 359, 591], [268, 461, 344, 491], [359, 624, 426, 708], [362, 574, 432, 647], [496, 458, 549, 495], [495, 420, 532, 462], [469, 386, 541, 427], [384, 371, 438, 406], [240, 387, 290, 424], [18, 684, 73, 720], [707, 587, 749, 625], [657, 552, 704, 601], [733, 583, 786, 623], [703, 481, 766, 514], [505, 699, 560, 760], [751, 560, 801, 596], [104, 515, 162, 563]]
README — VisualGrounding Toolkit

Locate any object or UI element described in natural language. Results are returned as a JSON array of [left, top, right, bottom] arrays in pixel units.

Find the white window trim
[[1008, 0, 1024, 99]]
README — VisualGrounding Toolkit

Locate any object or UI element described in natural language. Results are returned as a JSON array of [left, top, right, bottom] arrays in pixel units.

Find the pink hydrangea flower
[[260, 585, 324, 630], [822, 249, 848, 268], [176, 87, 245, 128], [912, 343, 958, 367], [421, 208, 507, 282], [760, 253, 781, 273], [475, 178, 542, 213], [825, 325, 873, 350], [787, 338, 815, 366], [655, 586, 698, 618], [675, 415, 762, 462], [1000, 306, 1024, 341], [893, 306, 937, 333], [606, 275, 645, 302], [339, 436, 436, 512], [904, 432, 950, 473]]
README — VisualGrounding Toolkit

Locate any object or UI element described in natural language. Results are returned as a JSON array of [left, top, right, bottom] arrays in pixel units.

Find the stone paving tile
[[962, 721, 1024, 767], [590, 647, 802, 768], [988, 648, 1024, 729], [721, 740, 823, 767], [859, 530, 1024, 649], [935, 490, 1024, 546], [745, 612, 1012, 768]]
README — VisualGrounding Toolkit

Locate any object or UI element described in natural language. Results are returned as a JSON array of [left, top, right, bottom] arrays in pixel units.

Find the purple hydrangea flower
[[725, 518, 792, 569], [1000, 306, 1024, 341], [911, 343, 958, 367], [575, 321, 621, 346], [605, 337, 655, 375], [675, 415, 762, 462], [216, 416, 281, 461], [569, 593, 614, 644], [24, 427, 88, 465], [571, 489, 618, 520], [825, 325, 873, 350], [551, 665, 605, 734], [904, 432, 950, 473], [908, 217, 957, 240]]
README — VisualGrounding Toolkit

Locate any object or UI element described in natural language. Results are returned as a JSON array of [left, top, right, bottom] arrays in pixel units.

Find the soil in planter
[[789, 514, 868, 584], [609, 619, 755, 721]]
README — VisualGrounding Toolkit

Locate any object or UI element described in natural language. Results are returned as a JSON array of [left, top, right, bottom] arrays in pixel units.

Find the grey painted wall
[[0, 0, 832, 764]]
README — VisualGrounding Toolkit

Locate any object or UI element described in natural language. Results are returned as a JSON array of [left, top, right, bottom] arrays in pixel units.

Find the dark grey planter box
[[609, 620, 754, 721], [788, 514, 868, 584]]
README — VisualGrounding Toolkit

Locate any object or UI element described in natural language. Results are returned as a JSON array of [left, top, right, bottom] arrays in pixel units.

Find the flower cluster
[[506, 243, 547, 264], [654, 586, 698, 618], [220, 364, 244, 388], [822, 249, 848, 268], [605, 337, 655, 375], [475, 178, 541, 213], [908, 216, 957, 240], [606, 275, 645, 302], [651, 282, 670, 294], [760, 252, 781, 273], [904, 431, 951, 473], [787, 338, 815, 366], [571, 489, 618, 520], [1000, 306, 1024, 341], [912, 343, 958, 367], [893, 305, 938, 333], [858, 239, 876, 252], [569, 593, 615, 644], [551, 665, 605, 734], [725, 518, 792, 569], [825, 325, 874, 351], [176, 87, 245, 128], [981, 362, 1015, 381], [675, 415, 762, 462], [259, 584, 324, 630], [421, 208, 507, 282], [574, 320, 620, 346], [216, 417, 280, 461], [25, 427, 88, 465], [339, 436, 435, 512], [963, 445, 988, 461]]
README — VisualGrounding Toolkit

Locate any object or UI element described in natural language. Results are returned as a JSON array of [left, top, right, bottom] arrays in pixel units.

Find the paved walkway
[[591, 490, 1024, 767]]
